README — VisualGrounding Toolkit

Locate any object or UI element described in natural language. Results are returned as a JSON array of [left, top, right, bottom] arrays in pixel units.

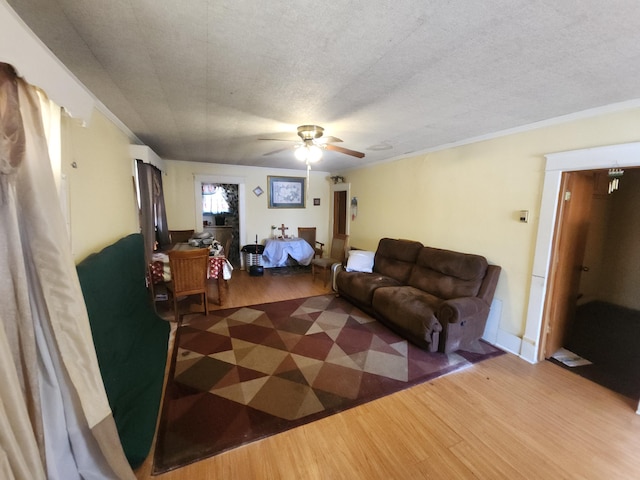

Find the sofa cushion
[[345, 250, 375, 272], [372, 286, 442, 348], [408, 247, 488, 299], [374, 238, 423, 283], [336, 271, 402, 307]]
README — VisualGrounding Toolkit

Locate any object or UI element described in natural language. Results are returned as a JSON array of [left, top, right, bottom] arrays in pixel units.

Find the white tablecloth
[[262, 238, 315, 267]]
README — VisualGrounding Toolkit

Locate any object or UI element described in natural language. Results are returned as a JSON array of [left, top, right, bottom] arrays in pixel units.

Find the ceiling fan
[[259, 125, 365, 164]]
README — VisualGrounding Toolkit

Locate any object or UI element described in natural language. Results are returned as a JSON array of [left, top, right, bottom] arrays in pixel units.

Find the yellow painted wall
[[162, 161, 331, 247], [343, 108, 640, 338], [61, 110, 139, 262], [58, 104, 640, 340]]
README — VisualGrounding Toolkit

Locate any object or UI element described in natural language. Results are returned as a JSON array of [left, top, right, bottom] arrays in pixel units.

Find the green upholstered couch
[[76, 233, 170, 469]]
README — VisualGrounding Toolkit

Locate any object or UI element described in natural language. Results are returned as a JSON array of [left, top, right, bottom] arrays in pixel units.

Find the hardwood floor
[[138, 269, 640, 480]]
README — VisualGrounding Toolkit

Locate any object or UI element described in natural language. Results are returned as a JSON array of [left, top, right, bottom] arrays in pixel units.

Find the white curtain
[[202, 185, 230, 214], [0, 64, 135, 479]]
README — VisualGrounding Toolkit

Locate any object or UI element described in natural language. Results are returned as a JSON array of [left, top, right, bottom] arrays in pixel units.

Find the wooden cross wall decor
[[278, 224, 288, 237]]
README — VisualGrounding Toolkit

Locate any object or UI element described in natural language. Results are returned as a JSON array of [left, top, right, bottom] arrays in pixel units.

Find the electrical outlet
[[519, 210, 529, 223]]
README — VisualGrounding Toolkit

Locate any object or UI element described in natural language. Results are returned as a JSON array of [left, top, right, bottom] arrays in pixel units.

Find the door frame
[[522, 142, 640, 363]]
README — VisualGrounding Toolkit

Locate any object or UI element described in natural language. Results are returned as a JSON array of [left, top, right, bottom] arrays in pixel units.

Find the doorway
[[541, 167, 640, 398], [524, 142, 640, 366], [330, 182, 350, 238], [202, 183, 240, 267], [333, 190, 347, 236], [194, 175, 246, 268]]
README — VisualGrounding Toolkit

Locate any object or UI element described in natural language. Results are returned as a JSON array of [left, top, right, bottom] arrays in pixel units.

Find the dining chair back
[[167, 248, 209, 322], [169, 229, 195, 244], [311, 233, 349, 286], [224, 234, 234, 260], [298, 227, 324, 258]]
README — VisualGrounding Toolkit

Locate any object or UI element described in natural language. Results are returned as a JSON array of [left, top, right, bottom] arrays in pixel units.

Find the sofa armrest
[[477, 265, 501, 305], [331, 262, 344, 292], [437, 297, 488, 324]]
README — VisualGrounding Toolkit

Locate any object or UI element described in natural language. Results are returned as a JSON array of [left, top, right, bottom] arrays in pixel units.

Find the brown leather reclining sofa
[[335, 238, 501, 353]]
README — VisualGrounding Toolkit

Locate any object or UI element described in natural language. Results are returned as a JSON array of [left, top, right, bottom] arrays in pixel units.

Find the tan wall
[[162, 161, 331, 247], [343, 108, 640, 338], [61, 110, 139, 262]]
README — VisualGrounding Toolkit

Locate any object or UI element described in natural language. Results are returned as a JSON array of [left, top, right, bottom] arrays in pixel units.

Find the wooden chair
[[148, 264, 169, 312], [167, 248, 209, 322], [169, 229, 194, 244], [298, 227, 324, 258], [221, 233, 234, 288], [311, 234, 348, 286], [223, 233, 234, 261]]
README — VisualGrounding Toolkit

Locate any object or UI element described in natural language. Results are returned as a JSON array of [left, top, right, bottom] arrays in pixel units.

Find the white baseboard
[[482, 298, 502, 345], [519, 337, 539, 364], [482, 297, 536, 362]]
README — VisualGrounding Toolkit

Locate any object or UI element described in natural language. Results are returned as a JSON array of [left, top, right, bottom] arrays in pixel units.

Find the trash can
[[241, 244, 265, 271]]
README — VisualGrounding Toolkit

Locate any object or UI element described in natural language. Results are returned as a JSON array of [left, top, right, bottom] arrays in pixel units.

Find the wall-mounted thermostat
[[519, 210, 529, 223]]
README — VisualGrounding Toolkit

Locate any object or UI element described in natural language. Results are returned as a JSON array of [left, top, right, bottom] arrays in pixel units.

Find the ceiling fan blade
[[263, 147, 292, 156], [258, 138, 296, 142], [325, 144, 365, 158], [321, 136, 343, 143]]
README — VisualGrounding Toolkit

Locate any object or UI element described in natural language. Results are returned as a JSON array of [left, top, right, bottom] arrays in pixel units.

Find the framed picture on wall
[[268, 176, 306, 208]]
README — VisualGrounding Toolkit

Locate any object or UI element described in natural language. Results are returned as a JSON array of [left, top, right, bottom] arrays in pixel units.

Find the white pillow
[[345, 250, 375, 273]]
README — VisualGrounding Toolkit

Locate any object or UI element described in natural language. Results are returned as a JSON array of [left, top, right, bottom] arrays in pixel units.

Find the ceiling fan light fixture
[[294, 145, 308, 161], [262, 124, 363, 160], [307, 145, 322, 162], [294, 144, 323, 163]]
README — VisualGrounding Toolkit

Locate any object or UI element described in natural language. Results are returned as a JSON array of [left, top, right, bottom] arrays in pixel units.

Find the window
[[202, 184, 230, 214]]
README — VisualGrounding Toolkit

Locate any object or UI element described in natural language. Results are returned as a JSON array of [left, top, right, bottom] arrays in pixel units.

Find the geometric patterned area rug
[[153, 294, 503, 473]]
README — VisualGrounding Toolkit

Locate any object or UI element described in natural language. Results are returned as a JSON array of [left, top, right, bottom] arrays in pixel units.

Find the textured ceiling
[[7, 0, 640, 172]]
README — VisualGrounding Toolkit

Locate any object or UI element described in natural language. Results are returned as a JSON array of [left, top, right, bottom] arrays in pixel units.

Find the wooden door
[[333, 190, 347, 235], [540, 171, 595, 358]]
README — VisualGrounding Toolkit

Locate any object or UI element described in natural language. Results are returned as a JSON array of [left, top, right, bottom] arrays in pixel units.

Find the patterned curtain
[[136, 161, 170, 259], [153, 166, 170, 248]]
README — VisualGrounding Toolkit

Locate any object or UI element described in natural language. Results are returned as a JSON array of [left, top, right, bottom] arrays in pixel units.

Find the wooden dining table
[[151, 243, 233, 305]]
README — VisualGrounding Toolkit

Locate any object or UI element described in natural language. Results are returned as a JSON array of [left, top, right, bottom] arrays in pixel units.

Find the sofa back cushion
[[408, 247, 488, 299], [374, 238, 423, 283]]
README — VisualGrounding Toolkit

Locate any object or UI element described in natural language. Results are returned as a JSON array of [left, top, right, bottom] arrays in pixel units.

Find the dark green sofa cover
[[76, 233, 170, 469]]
